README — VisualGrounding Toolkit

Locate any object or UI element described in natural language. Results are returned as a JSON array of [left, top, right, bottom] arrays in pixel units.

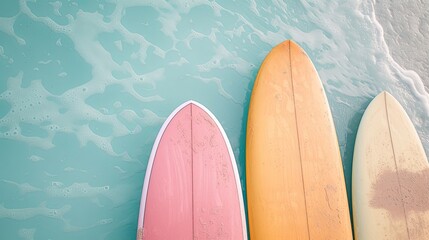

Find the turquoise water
[[1, 0, 428, 239]]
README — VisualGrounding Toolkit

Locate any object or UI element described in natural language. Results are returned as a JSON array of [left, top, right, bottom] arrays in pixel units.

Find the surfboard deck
[[137, 101, 247, 240], [352, 91, 429, 239], [246, 40, 352, 239]]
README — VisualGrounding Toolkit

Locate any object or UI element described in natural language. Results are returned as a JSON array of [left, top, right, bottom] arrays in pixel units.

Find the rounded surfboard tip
[[138, 100, 247, 240], [367, 91, 397, 110], [177, 99, 198, 109], [370, 91, 387, 104], [353, 90, 429, 239], [273, 40, 299, 51], [276, 39, 298, 47], [378, 90, 392, 100], [371, 91, 403, 113], [179, 100, 214, 118], [383, 91, 401, 107], [275, 40, 307, 55], [287, 39, 299, 48], [278, 39, 292, 46]]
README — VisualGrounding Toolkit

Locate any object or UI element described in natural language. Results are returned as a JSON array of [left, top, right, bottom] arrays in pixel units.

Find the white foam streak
[[0, 203, 70, 220], [3, 180, 41, 194], [0, 15, 26, 44]]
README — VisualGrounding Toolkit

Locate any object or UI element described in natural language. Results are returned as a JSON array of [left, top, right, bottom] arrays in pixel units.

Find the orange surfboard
[[246, 40, 352, 239]]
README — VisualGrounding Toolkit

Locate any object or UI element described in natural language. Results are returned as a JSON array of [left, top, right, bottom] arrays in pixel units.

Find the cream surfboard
[[353, 91, 429, 239], [137, 101, 247, 240], [246, 40, 353, 239]]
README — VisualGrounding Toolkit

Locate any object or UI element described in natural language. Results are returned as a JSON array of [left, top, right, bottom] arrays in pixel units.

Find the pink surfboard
[[137, 101, 247, 240]]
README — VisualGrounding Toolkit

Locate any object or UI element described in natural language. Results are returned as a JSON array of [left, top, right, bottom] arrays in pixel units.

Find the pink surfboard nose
[[137, 101, 247, 240]]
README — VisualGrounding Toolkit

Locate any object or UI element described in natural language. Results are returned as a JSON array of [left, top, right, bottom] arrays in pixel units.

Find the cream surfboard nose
[[353, 91, 429, 240]]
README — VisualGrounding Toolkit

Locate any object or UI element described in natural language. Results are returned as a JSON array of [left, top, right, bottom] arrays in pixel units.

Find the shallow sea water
[[0, 0, 428, 239]]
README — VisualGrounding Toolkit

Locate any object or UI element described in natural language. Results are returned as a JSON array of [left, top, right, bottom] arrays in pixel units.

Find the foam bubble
[[98, 218, 113, 225], [18, 228, 36, 240], [58, 72, 67, 77], [113, 40, 123, 51], [29, 155, 44, 162], [63, 167, 87, 173]]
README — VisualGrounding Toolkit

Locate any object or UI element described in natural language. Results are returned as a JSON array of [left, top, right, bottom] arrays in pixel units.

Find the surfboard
[[246, 40, 353, 239], [352, 91, 429, 239], [137, 101, 247, 240]]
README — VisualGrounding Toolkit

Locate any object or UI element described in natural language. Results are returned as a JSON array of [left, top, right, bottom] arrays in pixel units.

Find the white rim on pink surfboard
[[137, 100, 247, 239]]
